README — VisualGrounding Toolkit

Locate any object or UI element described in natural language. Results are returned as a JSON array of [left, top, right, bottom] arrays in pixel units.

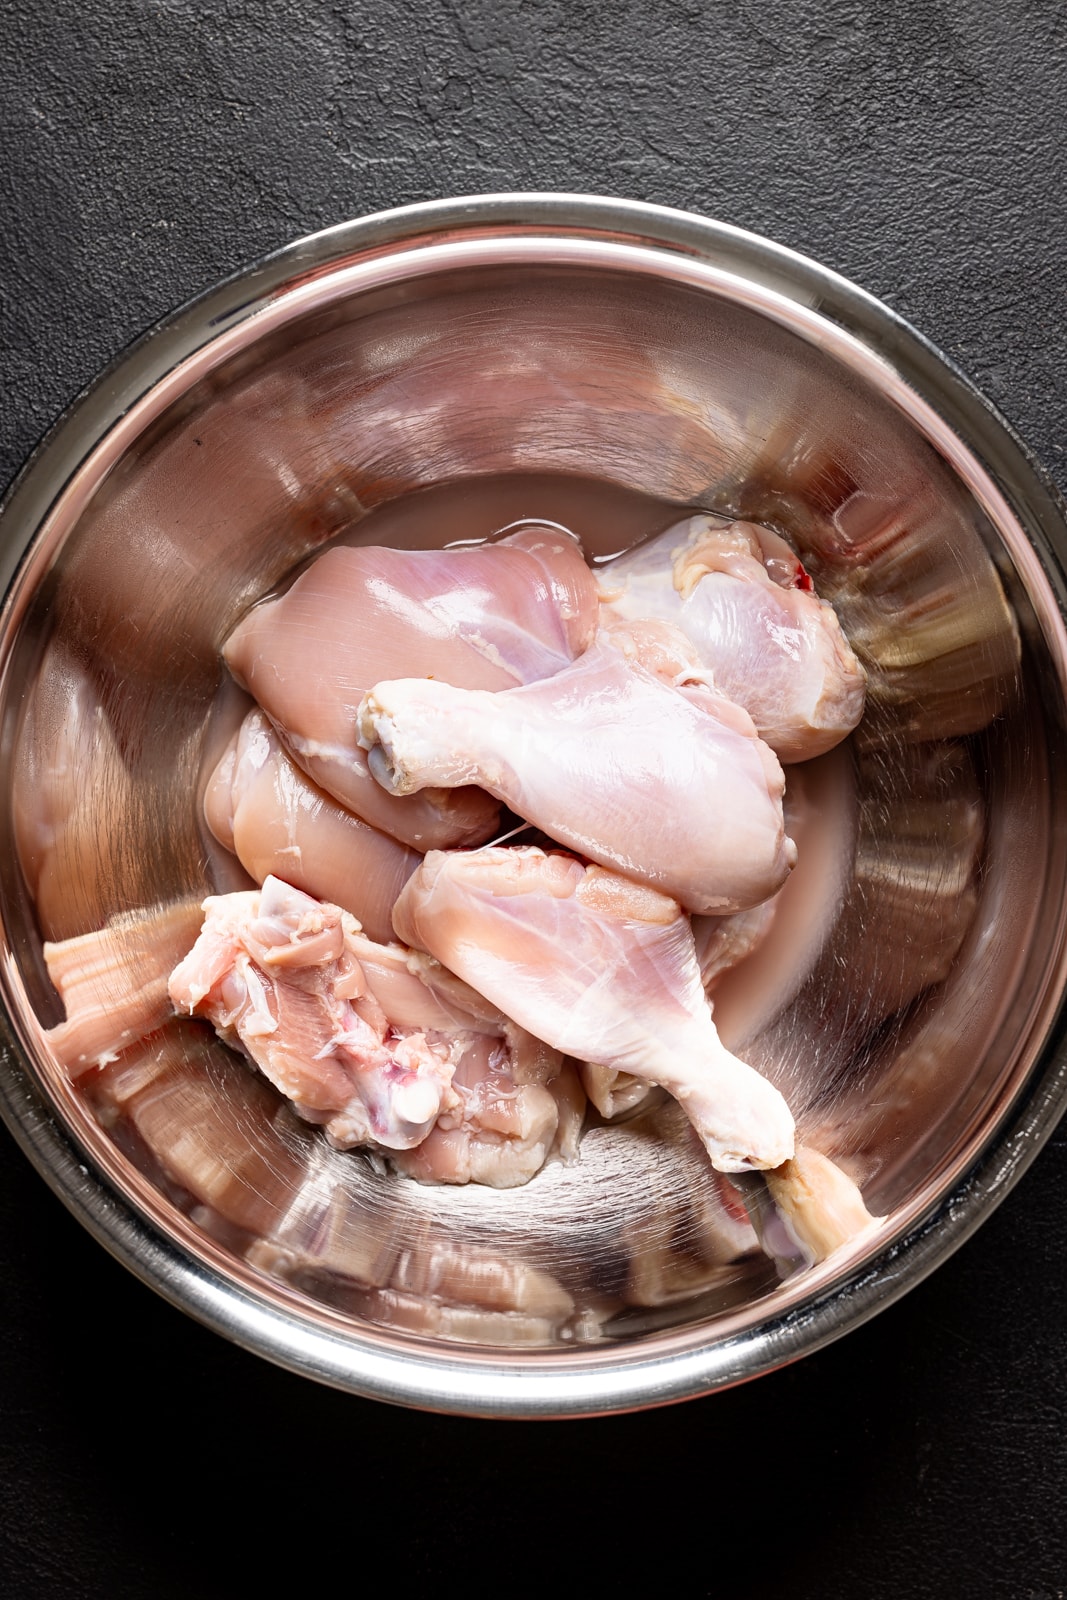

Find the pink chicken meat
[[391, 845, 796, 1173], [222, 527, 599, 851], [599, 515, 867, 762], [390, 1044, 585, 1189], [167, 875, 580, 1185], [359, 627, 796, 915], [168, 876, 458, 1150], [204, 709, 420, 946]]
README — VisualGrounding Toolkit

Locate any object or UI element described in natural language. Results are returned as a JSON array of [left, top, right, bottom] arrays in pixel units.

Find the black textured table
[[2, 5, 1066, 1595]]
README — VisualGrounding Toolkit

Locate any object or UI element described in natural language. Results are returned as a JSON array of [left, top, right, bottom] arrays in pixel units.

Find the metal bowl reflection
[[1, 194, 1066, 1417]]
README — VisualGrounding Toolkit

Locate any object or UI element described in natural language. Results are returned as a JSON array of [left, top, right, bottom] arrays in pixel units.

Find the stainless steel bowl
[[2, 194, 1066, 1417]]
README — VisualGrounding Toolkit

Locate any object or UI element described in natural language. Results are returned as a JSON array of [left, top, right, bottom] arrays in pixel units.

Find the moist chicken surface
[[221, 526, 599, 849], [389, 1048, 585, 1189], [359, 624, 797, 915], [204, 709, 421, 945], [599, 514, 867, 761], [169, 876, 460, 1150], [166, 875, 578, 1185], [391, 844, 796, 1172]]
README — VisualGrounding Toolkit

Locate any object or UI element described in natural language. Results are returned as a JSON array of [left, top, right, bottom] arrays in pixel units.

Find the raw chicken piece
[[320, 924, 583, 1188], [221, 527, 599, 849], [391, 846, 795, 1172], [324, 929, 582, 1189], [692, 902, 779, 991], [204, 709, 420, 945], [402, 946, 574, 1090], [598, 514, 866, 761], [168, 876, 573, 1187], [585, 764, 831, 1120], [728, 1146, 882, 1275], [390, 1045, 585, 1188], [168, 877, 463, 1151], [582, 809, 783, 1124], [579, 1059, 660, 1122], [360, 630, 796, 915]]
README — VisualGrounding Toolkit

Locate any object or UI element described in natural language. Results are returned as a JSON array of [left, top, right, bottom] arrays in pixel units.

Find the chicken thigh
[[169, 877, 461, 1150], [599, 515, 866, 761], [204, 709, 420, 945], [391, 845, 796, 1172], [360, 629, 796, 914], [222, 526, 599, 849]]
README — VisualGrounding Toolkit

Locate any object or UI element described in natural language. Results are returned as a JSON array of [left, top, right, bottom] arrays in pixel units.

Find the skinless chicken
[[727, 1147, 881, 1275], [580, 746, 849, 1125], [598, 514, 867, 761], [36, 496, 884, 1287], [166, 876, 576, 1186], [391, 845, 796, 1173], [579, 1059, 661, 1122], [204, 709, 421, 946], [344, 929, 586, 1188], [221, 526, 599, 850], [359, 625, 797, 915], [389, 1047, 585, 1189], [168, 876, 465, 1151], [582, 900, 780, 1122], [692, 902, 779, 991]]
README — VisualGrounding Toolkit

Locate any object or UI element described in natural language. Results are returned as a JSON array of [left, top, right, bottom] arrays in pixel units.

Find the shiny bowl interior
[[2, 195, 1067, 1417]]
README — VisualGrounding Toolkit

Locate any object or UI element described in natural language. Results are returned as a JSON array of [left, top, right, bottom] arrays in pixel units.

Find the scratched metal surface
[[1, 2, 1066, 1594]]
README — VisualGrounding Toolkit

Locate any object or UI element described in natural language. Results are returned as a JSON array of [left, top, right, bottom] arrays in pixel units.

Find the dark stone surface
[[2, 2, 1066, 1594]]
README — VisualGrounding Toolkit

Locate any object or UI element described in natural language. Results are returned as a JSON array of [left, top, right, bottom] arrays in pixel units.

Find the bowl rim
[[2, 191, 1067, 1418]]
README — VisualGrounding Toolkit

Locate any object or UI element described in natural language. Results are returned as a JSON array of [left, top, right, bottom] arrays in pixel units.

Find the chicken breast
[[599, 515, 867, 761], [391, 846, 796, 1172]]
